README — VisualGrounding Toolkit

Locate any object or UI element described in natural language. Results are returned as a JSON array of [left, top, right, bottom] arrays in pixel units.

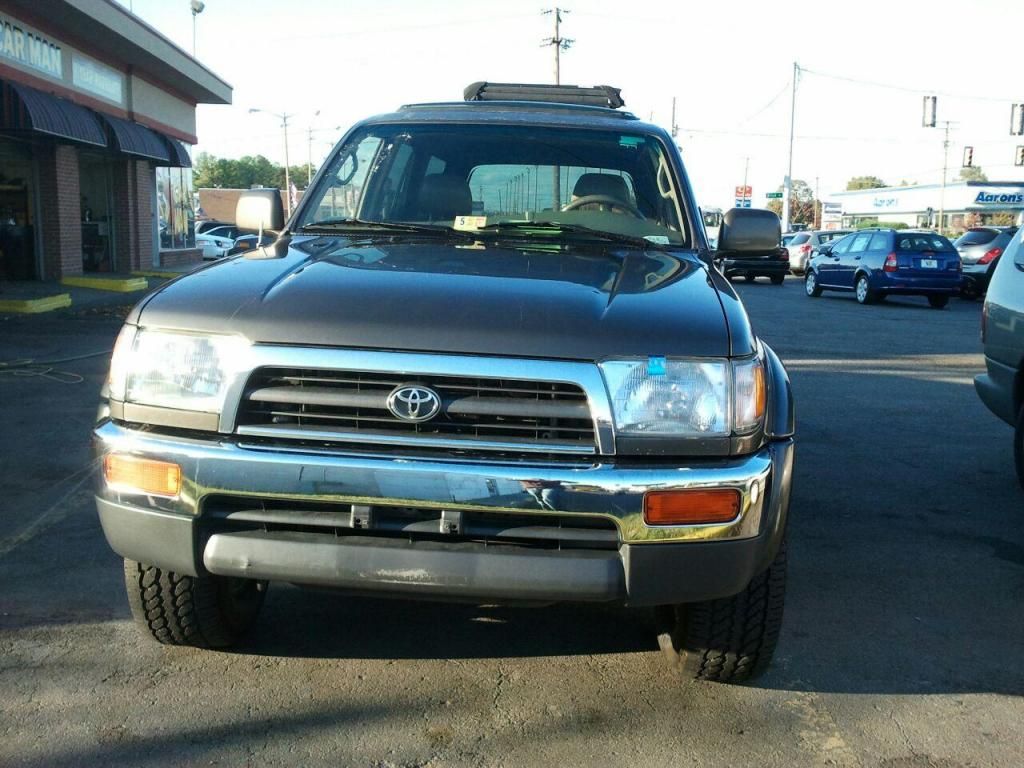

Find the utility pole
[[938, 120, 953, 234], [782, 61, 799, 232], [306, 110, 320, 188], [742, 157, 750, 205], [249, 108, 293, 216], [814, 175, 820, 229], [543, 8, 572, 208], [671, 97, 678, 139]]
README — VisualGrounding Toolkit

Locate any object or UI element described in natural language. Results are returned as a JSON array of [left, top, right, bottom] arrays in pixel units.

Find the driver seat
[[571, 173, 634, 207]]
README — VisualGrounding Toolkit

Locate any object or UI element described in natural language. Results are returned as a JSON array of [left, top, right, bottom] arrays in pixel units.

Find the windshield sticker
[[619, 136, 644, 148], [647, 356, 667, 376], [453, 215, 489, 232]]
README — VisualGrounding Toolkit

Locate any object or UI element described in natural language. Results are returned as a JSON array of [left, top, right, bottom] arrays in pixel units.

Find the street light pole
[[249, 107, 294, 216], [307, 110, 320, 187], [189, 0, 205, 57], [782, 61, 799, 232]]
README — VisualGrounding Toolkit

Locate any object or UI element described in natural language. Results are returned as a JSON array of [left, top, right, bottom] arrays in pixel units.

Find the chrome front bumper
[[93, 421, 794, 605]]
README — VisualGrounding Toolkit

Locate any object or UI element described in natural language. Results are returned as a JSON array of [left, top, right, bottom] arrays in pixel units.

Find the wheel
[[855, 275, 876, 305], [744, 274, 756, 283], [770, 274, 785, 285], [656, 539, 787, 684], [1015, 405, 1024, 491], [927, 295, 949, 309], [123, 559, 266, 648], [805, 270, 822, 297]]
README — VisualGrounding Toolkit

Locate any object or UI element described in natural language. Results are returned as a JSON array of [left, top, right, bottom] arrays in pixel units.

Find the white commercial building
[[822, 181, 1024, 232]]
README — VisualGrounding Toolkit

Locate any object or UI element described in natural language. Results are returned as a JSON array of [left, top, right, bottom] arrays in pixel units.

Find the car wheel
[[805, 270, 822, 297], [656, 539, 787, 684], [855, 275, 876, 305], [123, 559, 266, 648], [1015, 405, 1024, 491], [927, 295, 949, 309], [770, 274, 785, 285]]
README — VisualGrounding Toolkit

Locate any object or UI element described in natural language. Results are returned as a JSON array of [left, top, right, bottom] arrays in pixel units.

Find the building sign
[[872, 196, 898, 208], [974, 191, 1024, 205], [72, 55, 124, 104], [0, 15, 62, 79]]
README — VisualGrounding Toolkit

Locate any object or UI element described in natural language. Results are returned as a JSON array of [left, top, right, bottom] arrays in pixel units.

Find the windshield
[[955, 229, 998, 247], [297, 123, 689, 246]]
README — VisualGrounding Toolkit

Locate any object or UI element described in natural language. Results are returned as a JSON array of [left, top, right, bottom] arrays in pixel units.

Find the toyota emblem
[[386, 384, 442, 423]]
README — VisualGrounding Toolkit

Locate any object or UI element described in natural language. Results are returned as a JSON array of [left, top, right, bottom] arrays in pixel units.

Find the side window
[[848, 233, 872, 253], [868, 233, 888, 251], [832, 236, 853, 255], [309, 135, 384, 223]]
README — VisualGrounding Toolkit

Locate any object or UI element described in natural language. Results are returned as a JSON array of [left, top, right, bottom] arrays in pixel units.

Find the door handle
[[854, 256, 862, 260]]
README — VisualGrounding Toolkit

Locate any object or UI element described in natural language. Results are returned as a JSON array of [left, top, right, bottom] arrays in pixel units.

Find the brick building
[[0, 0, 231, 281]]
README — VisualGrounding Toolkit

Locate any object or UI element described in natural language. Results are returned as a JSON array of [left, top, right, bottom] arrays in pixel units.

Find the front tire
[[927, 295, 949, 309], [656, 540, 787, 684], [805, 271, 822, 297], [855, 275, 876, 305], [124, 559, 267, 648]]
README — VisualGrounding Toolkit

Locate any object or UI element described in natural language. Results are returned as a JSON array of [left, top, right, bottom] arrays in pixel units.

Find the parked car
[[975, 228, 1024, 489], [805, 228, 962, 308], [786, 229, 853, 275], [196, 224, 240, 260], [195, 219, 230, 236], [952, 226, 1018, 299], [227, 231, 275, 256], [716, 210, 790, 284], [94, 81, 795, 684]]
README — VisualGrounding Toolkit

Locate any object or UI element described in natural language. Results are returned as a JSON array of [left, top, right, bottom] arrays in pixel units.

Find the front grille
[[234, 367, 597, 454], [203, 497, 619, 551]]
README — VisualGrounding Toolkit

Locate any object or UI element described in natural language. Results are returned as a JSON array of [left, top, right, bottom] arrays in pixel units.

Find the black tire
[[1015, 405, 1024, 491], [770, 274, 785, 285], [805, 270, 822, 297], [124, 559, 266, 648], [855, 275, 876, 305], [927, 294, 949, 309], [656, 540, 787, 684]]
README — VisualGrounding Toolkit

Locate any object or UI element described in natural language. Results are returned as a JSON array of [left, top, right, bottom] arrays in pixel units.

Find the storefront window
[[0, 138, 36, 280], [156, 163, 195, 250]]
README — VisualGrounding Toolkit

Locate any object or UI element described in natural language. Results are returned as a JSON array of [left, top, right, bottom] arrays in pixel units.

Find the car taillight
[[780, 250, 789, 261], [883, 252, 898, 272], [800, 244, 812, 254], [978, 247, 1002, 265]]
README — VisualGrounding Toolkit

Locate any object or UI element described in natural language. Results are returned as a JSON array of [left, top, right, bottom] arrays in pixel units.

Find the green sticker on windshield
[[619, 136, 644, 148]]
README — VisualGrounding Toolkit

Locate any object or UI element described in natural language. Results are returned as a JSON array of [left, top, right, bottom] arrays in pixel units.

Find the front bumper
[[93, 421, 794, 606], [719, 257, 790, 278]]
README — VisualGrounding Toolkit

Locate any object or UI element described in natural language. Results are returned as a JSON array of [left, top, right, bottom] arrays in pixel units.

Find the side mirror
[[236, 188, 285, 233], [717, 208, 781, 255]]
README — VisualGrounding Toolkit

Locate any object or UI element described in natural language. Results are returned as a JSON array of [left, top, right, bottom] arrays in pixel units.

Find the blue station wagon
[[805, 229, 962, 308]]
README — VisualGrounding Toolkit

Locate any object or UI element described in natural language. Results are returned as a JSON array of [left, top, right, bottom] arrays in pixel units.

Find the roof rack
[[463, 82, 625, 110]]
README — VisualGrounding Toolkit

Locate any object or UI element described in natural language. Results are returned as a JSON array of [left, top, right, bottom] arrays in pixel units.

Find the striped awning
[[95, 112, 170, 163], [162, 135, 192, 168], [0, 80, 107, 147]]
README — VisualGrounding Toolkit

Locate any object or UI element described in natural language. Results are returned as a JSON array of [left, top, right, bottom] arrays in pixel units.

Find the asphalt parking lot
[[1, 277, 1022, 767]]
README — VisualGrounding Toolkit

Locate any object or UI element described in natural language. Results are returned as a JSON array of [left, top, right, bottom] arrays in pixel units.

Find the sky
[[118, 0, 1024, 208]]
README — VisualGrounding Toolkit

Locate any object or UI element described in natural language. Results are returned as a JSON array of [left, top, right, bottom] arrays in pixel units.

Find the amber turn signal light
[[643, 489, 741, 526], [103, 454, 182, 497]]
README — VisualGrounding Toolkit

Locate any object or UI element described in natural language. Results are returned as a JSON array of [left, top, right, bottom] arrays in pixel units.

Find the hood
[[135, 236, 742, 360]]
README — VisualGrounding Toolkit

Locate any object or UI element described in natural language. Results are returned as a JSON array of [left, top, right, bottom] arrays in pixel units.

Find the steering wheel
[[561, 194, 645, 220]]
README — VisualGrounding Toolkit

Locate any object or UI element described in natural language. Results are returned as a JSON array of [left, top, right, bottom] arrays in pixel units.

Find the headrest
[[572, 173, 632, 204], [418, 174, 472, 221]]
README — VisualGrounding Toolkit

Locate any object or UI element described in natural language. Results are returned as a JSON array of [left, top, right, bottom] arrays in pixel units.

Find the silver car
[[953, 226, 1018, 298], [786, 229, 853, 275], [975, 227, 1024, 489]]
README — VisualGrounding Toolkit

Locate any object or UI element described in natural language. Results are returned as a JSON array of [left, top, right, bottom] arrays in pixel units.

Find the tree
[[846, 176, 887, 191], [766, 179, 817, 228], [955, 166, 988, 183], [193, 153, 315, 190]]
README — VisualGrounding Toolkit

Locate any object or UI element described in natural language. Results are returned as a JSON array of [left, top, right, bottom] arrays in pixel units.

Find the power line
[[736, 80, 792, 128], [800, 66, 1019, 104]]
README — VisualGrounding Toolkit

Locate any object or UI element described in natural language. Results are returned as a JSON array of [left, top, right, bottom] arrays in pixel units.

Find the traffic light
[[1011, 104, 1024, 136], [962, 146, 974, 167], [1016, 146, 1024, 167], [922, 96, 937, 128]]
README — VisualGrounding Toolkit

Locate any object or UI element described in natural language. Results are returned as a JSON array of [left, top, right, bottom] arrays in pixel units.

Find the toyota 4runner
[[95, 83, 794, 684]]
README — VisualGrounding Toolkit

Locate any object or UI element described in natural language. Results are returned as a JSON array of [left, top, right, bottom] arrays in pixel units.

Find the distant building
[[0, 0, 231, 281], [198, 188, 301, 226], [821, 181, 1024, 232]]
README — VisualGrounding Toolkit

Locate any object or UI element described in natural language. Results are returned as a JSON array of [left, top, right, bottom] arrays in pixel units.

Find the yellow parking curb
[[132, 269, 184, 279], [61, 275, 149, 293], [0, 293, 73, 314]]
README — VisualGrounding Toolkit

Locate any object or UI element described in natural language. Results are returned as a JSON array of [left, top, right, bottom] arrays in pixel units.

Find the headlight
[[600, 357, 765, 438], [108, 326, 249, 413]]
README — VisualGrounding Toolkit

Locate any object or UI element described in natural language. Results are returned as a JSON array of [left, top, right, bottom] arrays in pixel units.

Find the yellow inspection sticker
[[453, 216, 488, 231]]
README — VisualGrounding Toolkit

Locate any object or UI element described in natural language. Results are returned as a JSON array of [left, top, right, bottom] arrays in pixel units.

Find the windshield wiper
[[474, 221, 672, 249], [299, 218, 473, 239]]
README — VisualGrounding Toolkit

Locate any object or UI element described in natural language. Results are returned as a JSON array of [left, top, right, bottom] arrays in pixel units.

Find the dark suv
[[805, 228, 962, 307], [94, 83, 795, 684]]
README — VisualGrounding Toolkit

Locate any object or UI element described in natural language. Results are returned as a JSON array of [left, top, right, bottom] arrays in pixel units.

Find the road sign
[[734, 198, 752, 208], [766, 192, 783, 199], [735, 185, 752, 199]]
